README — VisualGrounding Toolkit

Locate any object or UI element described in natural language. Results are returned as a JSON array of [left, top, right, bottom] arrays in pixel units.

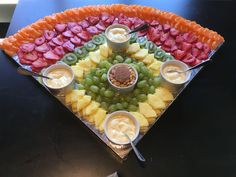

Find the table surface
[[0, 0, 236, 177]]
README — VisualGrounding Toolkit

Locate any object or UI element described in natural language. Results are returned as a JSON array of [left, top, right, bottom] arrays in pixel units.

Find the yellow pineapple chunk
[[77, 58, 96, 72], [155, 87, 174, 102], [148, 60, 162, 72], [71, 90, 85, 103], [130, 112, 149, 127], [146, 117, 156, 124], [99, 44, 109, 58], [154, 109, 162, 116], [131, 49, 148, 60], [94, 108, 107, 128], [71, 65, 84, 81], [83, 101, 100, 116], [72, 102, 77, 113], [138, 102, 157, 118], [89, 51, 101, 64], [143, 54, 155, 65], [127, 43, 140, 54], [108, 46, 112, 56], [76, 95, 91, 112], [99, 119, 105, 132], [147, 94, 166, 109], [65, 91, 72, 106]]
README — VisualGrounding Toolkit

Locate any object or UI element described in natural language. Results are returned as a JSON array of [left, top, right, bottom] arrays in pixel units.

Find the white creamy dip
[[107, 28, 128, 43], [163, 65, 187, 84]]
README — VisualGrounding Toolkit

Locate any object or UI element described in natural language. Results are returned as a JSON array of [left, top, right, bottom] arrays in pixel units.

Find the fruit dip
[[107, 27, 128, 43], [46, 68, 72, 88], [107, 114, 136, 144], [162, 65, 187, 84]]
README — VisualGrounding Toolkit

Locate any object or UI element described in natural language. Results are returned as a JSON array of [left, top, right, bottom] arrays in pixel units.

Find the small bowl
[[160, 60, 192, 92], [104, 111, 140, 145], [105, 24, 131, 52], [42, 63, 74, 95], [107, 63, 138, 93]]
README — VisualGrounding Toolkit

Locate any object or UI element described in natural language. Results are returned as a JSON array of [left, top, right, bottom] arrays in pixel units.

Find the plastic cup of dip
[[105, 24, 131, 52], [107, 63, 138, 93], [42, 63, 74, 95], [104, 111, 140, 145], [160, 60, 192, 93]]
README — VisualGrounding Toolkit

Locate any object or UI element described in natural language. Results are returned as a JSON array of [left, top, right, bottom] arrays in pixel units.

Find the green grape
[[141, 86, 149, 94], [90, 85, 99, 93], [140, 66, 149, 76], [85, 78, 93, 86], [133, 64, 140, 73], [128, 105, 138, 112], [137, 62, 145, 67], [138, 94, 147, 102], [92, 76, 100, 85], [148, 78, 154, 85], [101, 73, 107, 82], [105, 62, 112, 70], [113, 96, 120, 103], [108, 104, 117, 112], [98, 61, 107, 68], [77, 83, 85, 90], [101, 102, 108, 110], [122, 102, 128, 109], [104, 90, 114, 98], [134, 89, 141, 96], [89, 68, 96, 76], [99, 83, 106, 88], [124, 95, 132, 102], [131, 98, 138, 105], [103, 97, 112, 103], [124, 58, 132, 64], [100, 68, 107, 74], [138, 73, 144, 80], [149, 85, 156, 94], [100, 87, 106, 96], [113, 60, 119, 64], [153, 76, 161, 87], [96, 95, 102, 102], [115, 55, 124, 63], [95, 69, 103, 77], [137, 80, 148, 88], [116, 103, 123, 110], [87, 91, 96, 99]]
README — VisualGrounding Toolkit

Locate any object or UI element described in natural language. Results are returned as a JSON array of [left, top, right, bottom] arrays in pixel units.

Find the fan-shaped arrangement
[[0, 4, 224, 159]]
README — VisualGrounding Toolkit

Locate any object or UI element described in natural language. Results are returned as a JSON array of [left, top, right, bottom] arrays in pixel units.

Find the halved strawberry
[[35, 43, 50, 53], [119, 18, 132, 28], [192, 59, 201, 66], [44, 30, 56, 41], [43, 51, 60, 60], [24, 51, 38, 61], [20, 43, 35, 53], [53, 46, 65, 57], [174, 50, 186, 60], [86, 26, 100, 35], [95, 22, 106, 31], [183, 55, 196, 65], [71, 25, 82, 34], [163, 24, 171, 32], [170, 28, 180, 37], [182, 42, 192, 51], [52, 35, 64, 46], [171, 45, 178, 52], [195, 42, 203, 50], [191, 47, 200, 57], [17, 50, 24, 59], [86, 16, 100, 25], [77, 31, 91, 41], [20, 58, 33, 65], [35, 36, 46, 46], [67, 22, 77, 29], [62, 41, 75, 52], [161, 46, 171, 52], [55, 24, 67, 33], [32, 58, 48, 68], [164, 38, 176, 47], [70, 36, 82, 45], [156, 24, 163, 31], [186, 33, 198, 43], [78, 20, 89, 29], [160, 33, 169, 42], [198, 52, 208, 60], [203, 43, 211, 54], [176, 35, 184, 43], [62, 30, 74, 38], [104, 16, 115, 26], [137, 30, 147, 37], [48, 41, 57, 48], [149, 20, 159, 27]]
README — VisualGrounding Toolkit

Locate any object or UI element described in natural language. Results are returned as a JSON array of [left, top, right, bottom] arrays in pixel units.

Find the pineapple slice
[[89, 51, 101, 64], [127, 43, 140, 54], [65, 91, 72, 106], [130, 112, 149, 127], [138, 102, 157, 118], [99, 44, 109, 58], [154, 109, 162, 116], [155, 87, 174, 102], [99, 119, 105, 132], [148, 60, 162, 72], [72, 102, 78, 113], [71, 65, 84, 81], [77, 57, 96, 72], [76, 95, 91, 112], [132, 49, 148, 61], [147, 94, 166, 109], [71, 90, 85, 103], [146, 117, 156, 124], [94, 108, 107, 128], [143, 54, 155, 65], [108, 46, 112, 56], [83, 101, 100, 116]]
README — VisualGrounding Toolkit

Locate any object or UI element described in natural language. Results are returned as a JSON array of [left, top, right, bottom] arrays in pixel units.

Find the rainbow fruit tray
[[0, 4, 224, 160]]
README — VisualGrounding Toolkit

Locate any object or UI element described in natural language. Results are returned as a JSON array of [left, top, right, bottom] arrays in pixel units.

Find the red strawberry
[[17, 50, 24, 59], [186, 33, 198, 43], [77, 31, 91, 41], [198, 52, 208, 60], [67, 22, 77, 29], [203, 43, 211, 54], [55, 24, 67, 33], [53, 46, 65, 57], [32, 58, 48, 68], [171, 45, 178, 52], [148, 33, 161, 42], [43, 51, 60, 60], [71, 25, 82, 34], [20, 58, 32, 65], [101, 13, 110, 21], [44, 30, 56, 40], [160, 33, 169, 42], [195, 42, 203, 50], [86, 26, 100, 35], [37, 52, 43, 58], [174, 50, 186, 60], [156, 24, 163, 31], [20, 43, 35, 53], [62, 30, 74, 38], [163, 24, 171, 32], [95, 22, 106, 31], [63, 41, 75, 52], [176, 35, 184, 43], [24, 51, 38, 61], [86, 16, 100, 25], [192, 59, 201, 66], [35, 43, 50, 53], [52, 36, 64, 46], [149, 20, 159, 27], [164, 38, 176, 47], [104, 16, 115, 26], [191, 48, 200, 57], [170, 28, 180, 37], [161, 46, 171, 52], [78, 20, 89, 29], [183, 55, 196, 65], [70, 36, 81, 45], [155, 41, 163, 46], [35, 36, 46, 46], [182, 33, 189, 41], [182, 42, 192, 51], [137, 30, 147, 37], [48, 41, 57, 48]]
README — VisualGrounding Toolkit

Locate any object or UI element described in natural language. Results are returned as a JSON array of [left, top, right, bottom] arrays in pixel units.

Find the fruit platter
[[0, 4, 224, 159]]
